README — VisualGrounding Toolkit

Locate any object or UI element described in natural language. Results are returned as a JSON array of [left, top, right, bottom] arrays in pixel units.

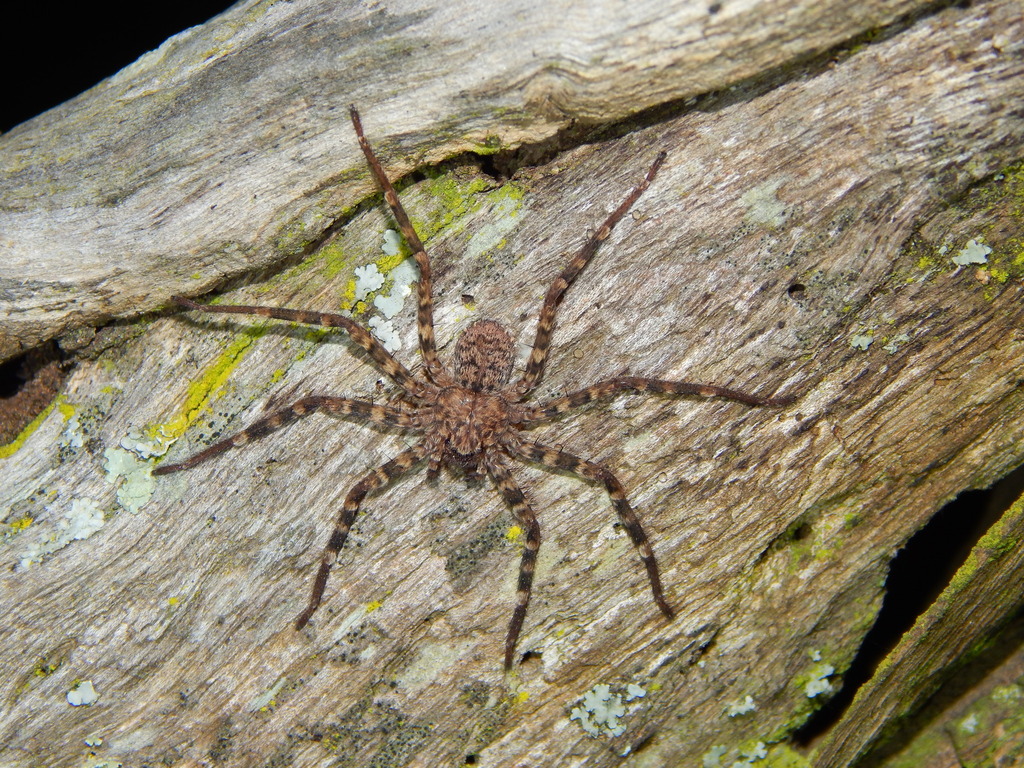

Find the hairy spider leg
[[349, 106, 453, 387], [502, 434, 676, 620], [515, 152, 667, 397], [484, 452, 542, 669], [295, 439, 432, 630], [154, 396, 417, 475], [166, 297, 428, 397], [520, 376, 796, 423]]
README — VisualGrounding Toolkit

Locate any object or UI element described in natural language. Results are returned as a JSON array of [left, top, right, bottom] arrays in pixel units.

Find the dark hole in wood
[[795, 461, 1024, 744], [0, 343, 66, 444], [791, 522, 812, 541], [0, 355, 25, 399]]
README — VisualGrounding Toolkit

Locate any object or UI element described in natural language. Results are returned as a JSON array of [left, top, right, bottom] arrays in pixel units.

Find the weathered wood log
[[1, 0, 1023, 767], [815, 491, 1024, 765], [0, 0, 931, 364]]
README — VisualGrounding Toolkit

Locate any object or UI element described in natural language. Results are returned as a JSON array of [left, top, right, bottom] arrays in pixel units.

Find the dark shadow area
[[797, 461, 1024, 745], [860, 607, 1024, 766], [0, 343, 66, 444], [1, 2, 235, 133]]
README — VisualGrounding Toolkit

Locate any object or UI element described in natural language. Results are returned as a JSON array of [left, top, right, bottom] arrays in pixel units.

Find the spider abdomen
[[452, 319, 514, 392]]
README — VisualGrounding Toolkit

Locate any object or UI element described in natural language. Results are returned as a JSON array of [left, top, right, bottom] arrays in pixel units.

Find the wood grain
[[0, 0, 929, 363], [1, 0, 1023, 766]]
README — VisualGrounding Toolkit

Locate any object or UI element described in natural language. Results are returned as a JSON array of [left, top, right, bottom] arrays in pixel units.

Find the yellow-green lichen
[[146, 327, 266, 452], [33, 658, 61, 677], [320, 239, 352, 280], [947, 493, 1024, 594], [0, 394, 72, 459], [8, 515, 34, 534], [761, 743, 812, 767], [272, 203, 327, 256]]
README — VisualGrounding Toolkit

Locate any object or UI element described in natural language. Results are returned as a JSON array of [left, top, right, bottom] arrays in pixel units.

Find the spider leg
[[167, 296, 428, 397], [154, 396, 417, 474], [515, 152, 666, 397], [484, 452, 542, 669], [348, 106, 453, 387], [521, 376, 794, 424], [425, 456, 442, 480], [502, 434, 675, 620], [295, 438, 431, 630]]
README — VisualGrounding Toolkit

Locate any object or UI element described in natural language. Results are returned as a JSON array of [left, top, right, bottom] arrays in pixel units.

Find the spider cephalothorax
[[156, 106, 792, 668]]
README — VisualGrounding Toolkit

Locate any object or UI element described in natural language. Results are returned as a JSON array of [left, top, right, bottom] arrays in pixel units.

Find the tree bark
[[2, 1, 1023, 767], [1, 0, 929, 363], [815, 492, 1024, 766]]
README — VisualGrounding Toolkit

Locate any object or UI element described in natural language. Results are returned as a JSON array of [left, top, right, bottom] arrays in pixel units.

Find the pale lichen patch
[[66, 680, 98, 706], [354, 263, 386, 300], [381, 228, 403, 256], [804, 661, 836, 698], [740, 178, 788, 228], [702, 745, 728, 767], [103, 446, 157, 514], [960, 712, 979, 734], [463, 192, 525, 261], [882, 332, 911, 354], [569, 682, 647, 737], [18, 497, 106, 568], [61, 413, 85, 449], [952, 238, 992, 266], [702, 741, 771, 767], [726, 694, 757, 717], [120, 427, 173, 459], [60, 498, 105, 541], [367, 317, 402, 353], [395, 640, 474, 693], [248, 676, 289, 713], [850, 333, 873, 351]]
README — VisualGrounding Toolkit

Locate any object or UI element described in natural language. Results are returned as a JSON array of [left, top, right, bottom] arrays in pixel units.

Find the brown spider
[[155, 106, 792, 669]]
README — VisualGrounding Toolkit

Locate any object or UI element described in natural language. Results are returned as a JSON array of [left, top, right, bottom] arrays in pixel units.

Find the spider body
[[156, 106, 792, 668], [432, 319, 520, 472], [431, 388, 512, 470]]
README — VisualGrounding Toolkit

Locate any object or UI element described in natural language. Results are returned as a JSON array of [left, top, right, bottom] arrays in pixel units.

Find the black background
[[2, 2, 234, 134]]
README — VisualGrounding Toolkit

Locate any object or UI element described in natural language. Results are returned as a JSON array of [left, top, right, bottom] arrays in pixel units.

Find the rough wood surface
[[867, 610, 1024, 767], [816, 491, 1024, 766], [2, 1, 1024, 767], [0, 0, 930, 364]]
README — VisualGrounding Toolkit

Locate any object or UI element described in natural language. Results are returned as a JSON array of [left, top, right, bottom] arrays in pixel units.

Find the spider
[[155, 106, 793, 669]]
